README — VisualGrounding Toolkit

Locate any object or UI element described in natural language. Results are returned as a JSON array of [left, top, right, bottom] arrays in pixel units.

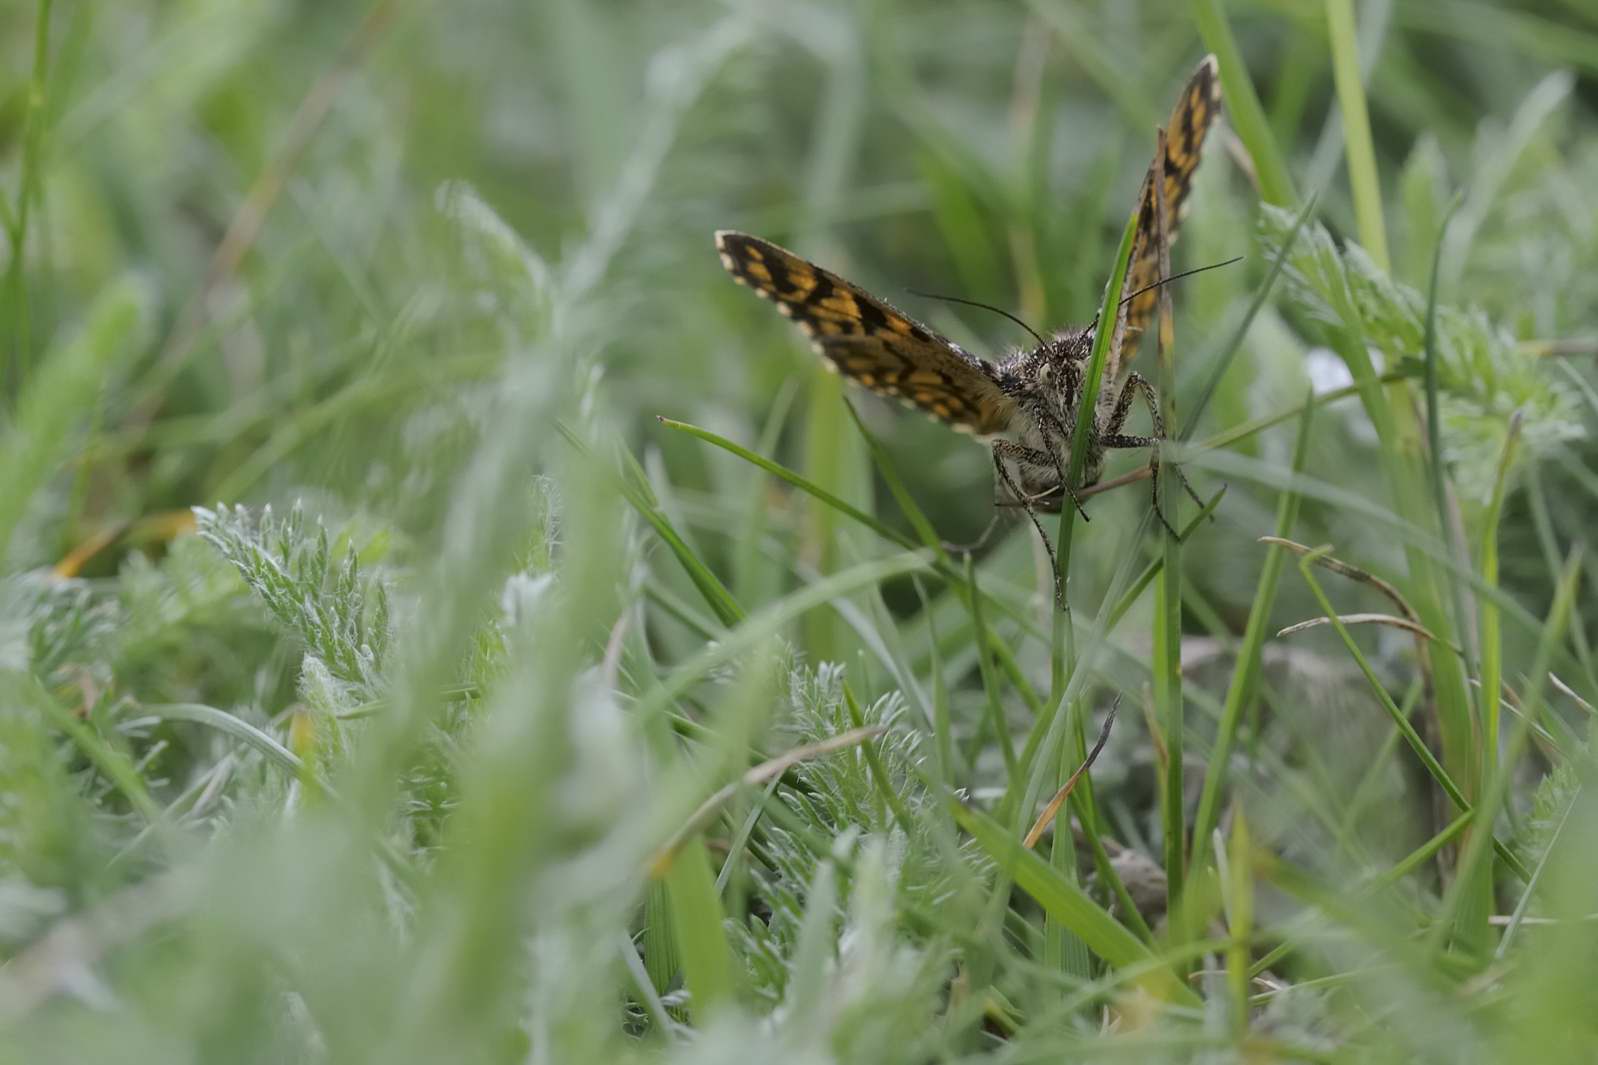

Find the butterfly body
[[714, 55, 1222, 585], [987, 327, 1099, 510]]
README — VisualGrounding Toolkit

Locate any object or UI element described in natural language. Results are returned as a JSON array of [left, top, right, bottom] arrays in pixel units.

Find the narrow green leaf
[[145, 702, 303, 778], [0, 280, 142, 560], [665, 836, 735, 1020], [1190, 392, 1315, 866], [4, 669, 163, 828], [1192, 0, 1298, 206], [951, 799, 1198, 1006], [1326, 0, 1391, 271]]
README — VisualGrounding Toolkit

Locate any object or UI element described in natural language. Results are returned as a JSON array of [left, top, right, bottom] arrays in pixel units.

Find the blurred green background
[[4, 0, 1598, 1061]]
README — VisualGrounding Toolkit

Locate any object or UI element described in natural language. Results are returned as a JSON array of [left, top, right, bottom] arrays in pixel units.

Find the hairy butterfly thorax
[[714, 55, 1223, 602]]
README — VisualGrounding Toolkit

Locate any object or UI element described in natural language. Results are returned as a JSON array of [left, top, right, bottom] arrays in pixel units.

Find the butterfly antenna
[[1116, 255, 1244, 309], [1086, 255, 1246, 331], [909, 290, 1049, 350]]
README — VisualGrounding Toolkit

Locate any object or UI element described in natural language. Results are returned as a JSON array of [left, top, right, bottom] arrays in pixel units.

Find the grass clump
[[4, 2, 1598, 1062]]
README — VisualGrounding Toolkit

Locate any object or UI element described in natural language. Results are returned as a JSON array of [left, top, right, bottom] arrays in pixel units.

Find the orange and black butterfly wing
[[715, 230, 1017, 437], [1110, 54, 1224, 380]]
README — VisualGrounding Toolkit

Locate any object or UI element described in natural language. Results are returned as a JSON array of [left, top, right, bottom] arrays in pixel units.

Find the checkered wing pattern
[[716, 230, 1017, 437], [1110, 54, 1224, 380]]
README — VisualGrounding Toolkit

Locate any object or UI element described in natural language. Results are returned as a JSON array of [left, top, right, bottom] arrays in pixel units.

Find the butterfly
[[716, 55, 1222, 596]]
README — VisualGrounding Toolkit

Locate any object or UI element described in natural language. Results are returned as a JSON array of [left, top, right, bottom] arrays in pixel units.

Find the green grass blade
[[950, 798, 1198, 1006], [1183, 194, 1319, 441], [563, 421, 744, 628], [1190, 391, 1316, 868], [145, 703, 304, 778], [0, 280, 142, 560], [1326, 0, 1391, 270], [1292, 554, 1530, 885], [634, 550, 931, 726], [1193, 0, 1298, 205], [1429, 548, 1582, 959], [1478, 416, 1523, 777], [5, 669, 164, 828], [665, 836, 735, 1020]]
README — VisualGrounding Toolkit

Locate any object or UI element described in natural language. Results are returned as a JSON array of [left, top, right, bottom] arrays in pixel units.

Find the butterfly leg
[[989, 442, 1071, 607], [1030, 413, 1094, 521], [1100, 372, 1203, 536], [990, 439, 1089, 519]]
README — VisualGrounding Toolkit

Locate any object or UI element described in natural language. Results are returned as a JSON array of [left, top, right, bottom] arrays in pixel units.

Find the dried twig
[[1260, 536, 1420, 623], [1276, 611, 1452, 650], [1549, 673, 1596, 716], [1024, 702, 1118, 849], [1521, 337, 1598, 358], [648, 725, 887, 876]]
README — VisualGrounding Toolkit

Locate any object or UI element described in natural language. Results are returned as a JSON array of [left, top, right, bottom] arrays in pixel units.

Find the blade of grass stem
[[1037, 207, 1139, 975], [967, 557, 1019, 793], [1478, 414, 1523, 777], [633, 551, 931, 728], [1183, 195, 1319, 439], [1225, 810, 1252, 1040], [1152, 130, 1186, 917], [1193, 0, 1298, 206], [1293, 551, 1530, 885], [664, 836, 734, 1021], [6, 671, 164, 828], [950, 799, 1197, 1005], [561, 420, 744, 627], [1190, 391, 1316, 868], [1427, 548, 1581, 959], [1422, 197, 1476, 673], [1325, 0, 1390, 270], [144, 703, 303, 777]]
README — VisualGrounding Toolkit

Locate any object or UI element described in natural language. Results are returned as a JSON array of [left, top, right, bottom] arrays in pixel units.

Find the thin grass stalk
[[1032, 207, 1140, 976], [1478, 417, 1523, 779], [1422, 199, 1476, 673], [1427, 548, 1582, 959], [1314, 252, 1486, 954], [968, 558, 1021, 793], [1189, 393, 1316, 867], [1225, 810, 1253, 1040], [915, 575, 956, 786], [1325, 0, 1391, 271], [3, 0, 55, 383], [1151, 129, 1187, 916], [665, 836, 735, 1020], [1293, 552, 1530, 884], [1192, 0, 1299, 206]]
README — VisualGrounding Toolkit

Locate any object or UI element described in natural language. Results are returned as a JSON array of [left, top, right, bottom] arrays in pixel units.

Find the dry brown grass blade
[[1023, 702, 1118, 850], [1549, 673, 1596, 715], [1276, 611, 1449, 647], [1521, 337, 1598, 357], [648, 725, 887, 877], [1259, 536, 1420, 623], [52, 510, 198, 578]]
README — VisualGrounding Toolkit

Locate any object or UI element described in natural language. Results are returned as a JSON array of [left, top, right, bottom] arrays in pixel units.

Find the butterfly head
[[1045, 326, 1095, 363]]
